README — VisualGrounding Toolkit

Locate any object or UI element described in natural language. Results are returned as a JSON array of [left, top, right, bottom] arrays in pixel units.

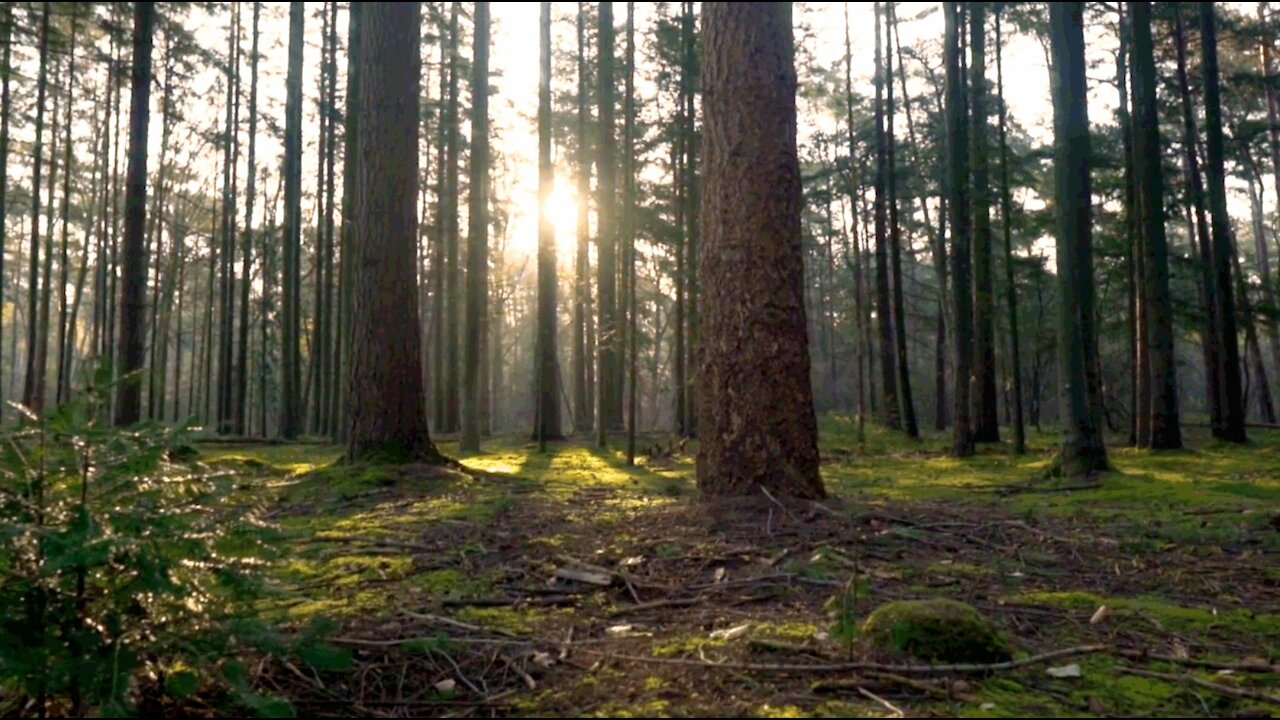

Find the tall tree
[[944, 2, 975, 457], [697, 2, 823, 500], [442, 1, 461, 434], [460, 1, 491, 452], [872, 2, 901, 431], [969, 1, 999, 443], [1048, 2, 1108, 480], [680, 0, 698, 437], [1198, 1, 1246, 443], [993, 9, 1025, 455], [280, 2, 304, 438], [0, 2, 10, 416], [534, 0, 561, 445], [884, 1, 917, 439], [114, 2, 156, 426], [236, 1, 260, 435], [572, 1, 592, 434], [217, 4, 241, 434], [21, 3, 50, 414], [346, 1, 440, 463], [843, 3, 868, 446], [1129, 1, 1181, 450], [625, 1, 638, 464], [596, 1, 619, 445]]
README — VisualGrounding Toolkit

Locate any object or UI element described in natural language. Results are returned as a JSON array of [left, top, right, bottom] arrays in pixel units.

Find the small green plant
[[0, 364, 292, 717]]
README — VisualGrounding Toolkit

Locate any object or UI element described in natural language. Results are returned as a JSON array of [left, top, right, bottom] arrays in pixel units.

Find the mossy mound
[[862, 599, 1011, 664]]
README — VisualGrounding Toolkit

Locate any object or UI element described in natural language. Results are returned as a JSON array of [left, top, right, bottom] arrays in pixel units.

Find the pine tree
[[460, 1, 491, 452], [534, 0, 562, 445], [280, 1, 304, 439]]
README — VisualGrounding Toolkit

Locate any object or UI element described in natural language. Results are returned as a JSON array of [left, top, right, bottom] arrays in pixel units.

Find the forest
[[0, 0, 1278, 717]]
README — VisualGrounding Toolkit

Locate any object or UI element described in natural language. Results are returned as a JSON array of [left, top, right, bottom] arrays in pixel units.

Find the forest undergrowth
[[187, 416, 1280, 718]]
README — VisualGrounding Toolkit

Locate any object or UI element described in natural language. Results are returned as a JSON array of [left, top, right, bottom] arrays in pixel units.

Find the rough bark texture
[[968, 1, 999, 444], [884, 1, 917, 439], [114, 2, 154, 426], [596, 1, 619, 444], [1199, 1, 1247, 444], [1130, 1, 1182, 450], [280, 1, 304, 439], [944, 2, 975, 457], [22, 4, 50, 414], [696, 2, 824, 500], [1048, 2, 1108, 479], [345, 1, 440, 464], [534, 0, 562, 443], [994, 10, 1025, 455], [872, 2, 901, 432]]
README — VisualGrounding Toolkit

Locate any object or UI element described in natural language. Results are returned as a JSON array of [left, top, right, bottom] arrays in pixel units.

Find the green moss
[[1010, 590, 1280, 642], [453, 606, 547, 634], [862, 599, 1011, 663], [753, 621, 820, 641], [652, 635, 729, 657]]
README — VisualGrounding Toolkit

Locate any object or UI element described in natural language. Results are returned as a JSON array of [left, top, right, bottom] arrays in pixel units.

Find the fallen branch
[[1116, 667, 1280, 706], [1117, 649, 1277, 674], [608, 596, 705, 617], [575, 644, 1110, 675], [441, 595, 579, 608], [303, 534, 439, 553]]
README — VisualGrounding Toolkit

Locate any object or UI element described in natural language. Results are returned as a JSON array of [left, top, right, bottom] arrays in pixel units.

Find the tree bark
[[596, 1, 619, 444], [872, 2, 901, 433], [114, 2, 155, 426], [1048, 2, 1108, 479], [944, 2, 974, 457], [280, 1, 304, 439], [460, 1, 491, 452], [22, 3, 50, 414], [696, 2, 824, 500], [885, 2, 917, 439], [346, 1, 440, 464], [534, 0, 562, 444], [969, 1, 1000, 444], [994, 9, 1025, 455]]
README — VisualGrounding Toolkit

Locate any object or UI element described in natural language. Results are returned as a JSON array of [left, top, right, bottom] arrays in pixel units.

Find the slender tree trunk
[[681, 0, 699, 438], [884, 2, 917, 439], [697, 2, 823, 500], [36, 57, 60, 417], [114, 2, 155, 427], [346, 1, 440, 464], [842, 4, 867, 447], [624, 1, 638, 463], [1048, 2, 1108, 479], [994, 10, 1025, 455], [968, 1, 999, 443], [1199, 1, 1246, 443], [22, 3, 51, 414], [872, 2, 901, 432], [430, 27, 448, 432], [237, 1, 260, 436], [944, 2, 974, 457], [596, 1, 619, 445], [460, 1, 491, 452], [442, 1, 461, 434], [55, 11, 80, 406], [1245, 161, 1280, 417], [280, 2, 304, 439], [1131, 1, 1182, 450], [534, 0, 561, 445], [1235, 193, 1277, 422], [1115, 2, 1139, 447], [572, 2, 591, 434], [0, 3, 10, 415]]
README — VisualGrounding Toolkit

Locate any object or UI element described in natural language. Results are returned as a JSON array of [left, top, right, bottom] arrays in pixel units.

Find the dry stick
[[1117, 667, 1280, 705], [1117, 649, 1278, 673], [609, 596, 705, 617], [574, 644, 1110, 675], [303, 535, 439, 552], [859, 686, 906, 717], [401, 610, 520, 638]]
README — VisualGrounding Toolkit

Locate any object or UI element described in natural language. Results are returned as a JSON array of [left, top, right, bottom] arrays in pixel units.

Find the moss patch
[[862, 599, 1011, 663]]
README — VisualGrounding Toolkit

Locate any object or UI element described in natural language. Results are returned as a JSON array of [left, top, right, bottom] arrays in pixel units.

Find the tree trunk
[[346, 1, 440, 463], [55, 11, 80, 406], [279, 2, 304, 438], [681, 0, 699, 438], [114, 2, 155, 427], [944, 2, 974, 457], [968, 1, 999, 444], [697, 2, 823, 500], [237, 1, 260, 436], [994, 9, 1025, 455], [534, 0, 562, 444], [624, 1, 638, 463], [1199, 1, 1246, 443], [843, 4, 867, 447], [460, 1, 491, 452], [596, 1, 619, 445], [573, 1, 591, 434], [884, 2, 917, 439], [1130, 1, 1182, 450], [442, 1, 461, 434], [0, 3, 10, 414], [872, 2, 901, 432], [22, 3, 50, 414], [1048, 2, 1108, 480]]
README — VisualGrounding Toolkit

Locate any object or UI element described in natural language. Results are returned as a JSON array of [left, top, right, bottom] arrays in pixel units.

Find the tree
[[696, 2, 824, 500], [1048, 2, 1108, 480], [115, 2, 156, 426], [884, 1, 917, 439], [22, 3, 50, 415], [969, 1, 999, 443], [534, 0, 561, 445], [280, 2, 304, 439], [236, 1, 260, 436], [1129, 1, 1181, 450], [993, 8, 1025, 455], [596, 1, 619, 445], [944, 2, 974, 457], [872, 2, 901, 432], [572, 2, 592, 434], [1199, 1, 1246, 443], [460, 1, 491, 453], [0, 2, 10, 416], [442, 1, 461, 434], [346, 1, 440, 464], [624, 1, 639, 464]]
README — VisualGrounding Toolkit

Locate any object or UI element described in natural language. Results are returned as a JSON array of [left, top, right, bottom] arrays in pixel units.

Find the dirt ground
[[202, 420, 1280, 718]]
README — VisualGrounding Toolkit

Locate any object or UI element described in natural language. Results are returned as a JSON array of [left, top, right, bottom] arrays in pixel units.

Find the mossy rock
[[862, 599, 1011, 664]]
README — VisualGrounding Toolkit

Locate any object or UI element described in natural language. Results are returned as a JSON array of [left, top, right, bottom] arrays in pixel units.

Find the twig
[[608, 596, 704, 617], [574, 644, 1110, 675], [303, 534, 439, 552], [1116, 666, 1280, 705], [1117, 650, 1277, 673], [501, 653, 537, 690], [759, 485, 802, 525], [858, 686, 906, 717], [441, 595, 579, 608], [401, 610, 520, 638]]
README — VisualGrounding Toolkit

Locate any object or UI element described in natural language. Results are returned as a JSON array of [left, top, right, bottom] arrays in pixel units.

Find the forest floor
[[201, 418, 1280, 718]]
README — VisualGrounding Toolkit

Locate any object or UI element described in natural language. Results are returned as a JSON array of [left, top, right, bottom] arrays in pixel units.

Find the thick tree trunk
[[346, 1, 440, 464], [1048, 2, 1108, 479], [697, 2, 823, 500], [114, 2, 155, 427]]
